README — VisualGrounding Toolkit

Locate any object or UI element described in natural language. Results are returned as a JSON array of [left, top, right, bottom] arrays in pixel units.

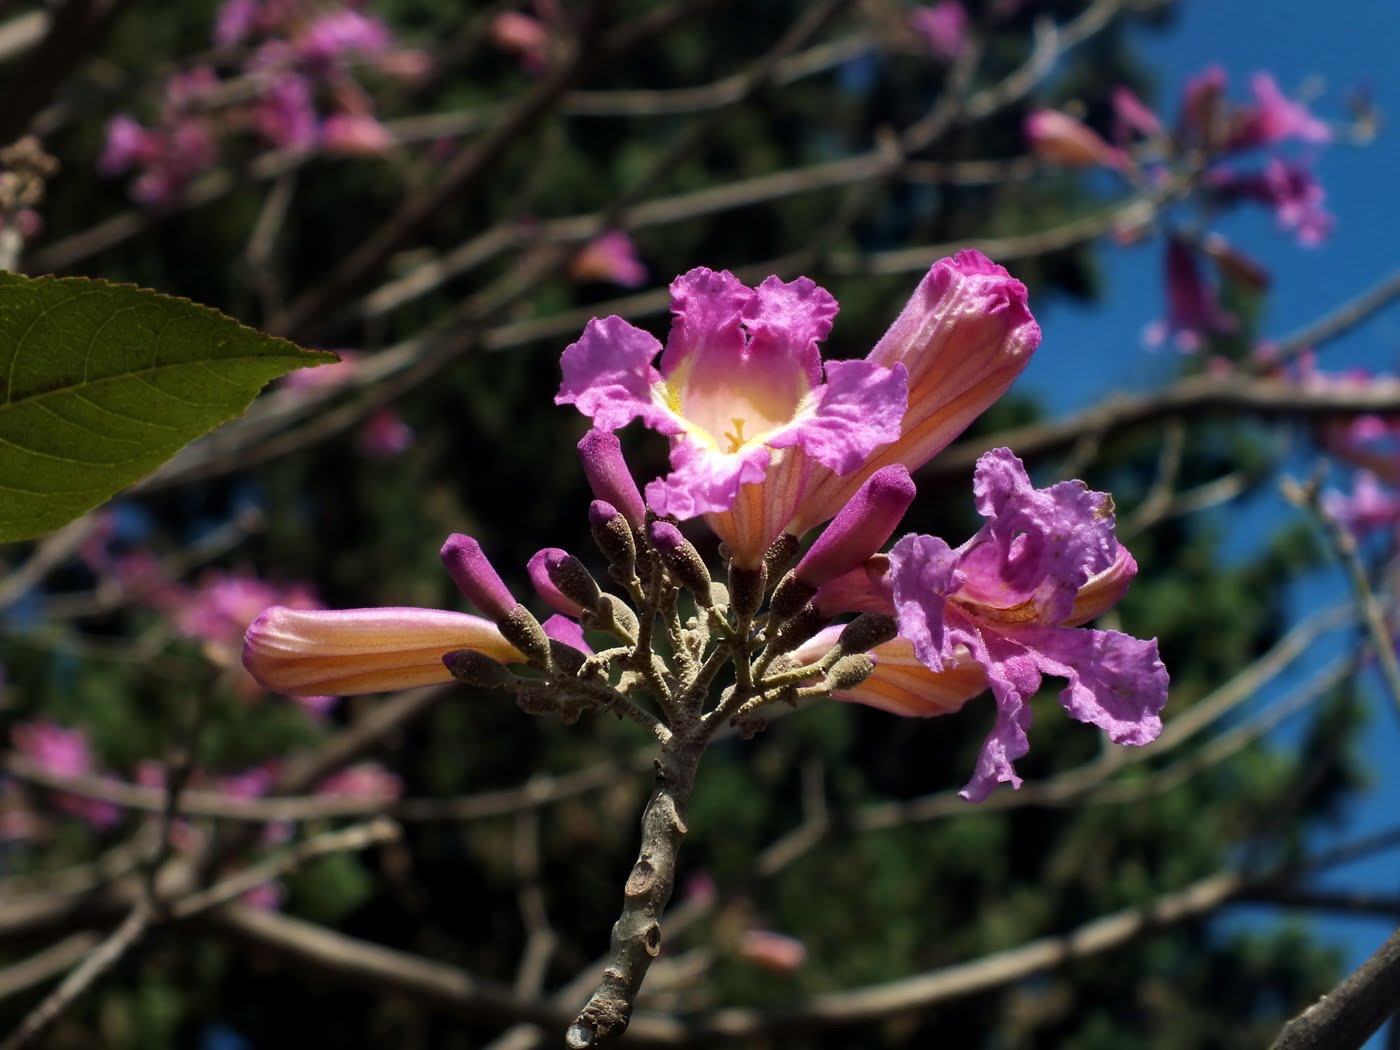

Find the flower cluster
[[1024, 68, 1335, 354], [243, 252, 1168, 800], [99, 0, 426, 208]]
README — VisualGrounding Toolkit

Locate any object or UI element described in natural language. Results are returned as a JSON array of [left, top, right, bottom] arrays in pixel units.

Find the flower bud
[[443, 648, 517, 688], [496, 604, 553, 669], [836, 612, 899, 655], [528, 548, 602, 617], [243, 606, 523, 696], [822, 653, 876, 692], [589, 499, 637, 574], [728, 562, 767, 623], [768, 573, 818, 624], [765, 601, 825, 656], [583, 592, 640, 642], [794, 466, 915, 589], [1025, 109, 1125, 169], [578, 430, 646, 529], [441, 534, 516, 622], [649, 521, 713, 605]]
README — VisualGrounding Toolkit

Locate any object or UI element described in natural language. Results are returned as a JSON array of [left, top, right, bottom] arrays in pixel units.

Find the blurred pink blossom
[[11, 721, 120, 830], [321, 112, 395, 155], [1024, 109, 1125, 170], [736, 930, 807, 973], [356, 409, 415, 458], [568, 231, 647, 288], [491, 11, 552, 73], [908, 2, 969, 62], [317, 762, 402, 802]]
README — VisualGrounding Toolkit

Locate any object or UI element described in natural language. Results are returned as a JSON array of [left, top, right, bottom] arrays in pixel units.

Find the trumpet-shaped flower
[[785, 250, 1041, 537], [556, 268, 909, 539], [885, 449, 1166, 800], [244, 606, 524, 696]]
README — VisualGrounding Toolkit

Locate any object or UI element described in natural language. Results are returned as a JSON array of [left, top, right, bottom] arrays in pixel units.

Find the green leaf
[[0, 272, 335, 542]]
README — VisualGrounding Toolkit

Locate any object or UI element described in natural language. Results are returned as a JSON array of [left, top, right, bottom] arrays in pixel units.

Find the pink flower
[[1323, 473, 1400, 538], [1208, 159, 1334, 247], [11, 721, 121, 830], [356, 408, 414, 457], [98, 116, 161, 176], [317, 762, 403, 802], [569, 231, 647, 288], [1145, 236, 1236, 352], [1112, 86, 1163, 140], [783, 250, 1041, 539], [736, 930, 807, 973], [214, 0, 261, 48], [1229, 73, 1332, 150], [1024, 109, 1125, 170], [244, 606, 524, 696], [321, 112, 395, 155], [491, 11, 551, 73], [252, 72, 319, 150], [882, 449, 1166, 800], [167, 570, 320, 649], [556, 268, 909, 563], [296, 10, 393, 67], [908, 2, 969, 63]]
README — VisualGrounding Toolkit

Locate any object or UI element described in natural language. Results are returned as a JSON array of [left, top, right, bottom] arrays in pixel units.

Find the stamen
[[724, 417, 748, 453]]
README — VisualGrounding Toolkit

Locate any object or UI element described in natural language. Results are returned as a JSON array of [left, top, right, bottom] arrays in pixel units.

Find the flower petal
[[833, 637, 987, 718], [768, 359, 908, 475], [556, 316, 675, 434], [955, 449, 1117, 625], [1009, 623, 1168, 746], [645, 438, 772, 519], [888, 532, 965, 670]]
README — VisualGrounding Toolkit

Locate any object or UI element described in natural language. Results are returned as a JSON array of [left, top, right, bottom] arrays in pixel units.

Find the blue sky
[[1019, 2, 1400, 1038]]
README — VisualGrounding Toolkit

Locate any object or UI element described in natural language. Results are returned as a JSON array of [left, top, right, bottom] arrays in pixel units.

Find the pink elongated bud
[[649, 521, 713, 603], [588, 498, 637, 567], [243, 606, 524, 696], [441, 534, 516, 622], [795, 466, 916, 589], [1025, 109, 1125, 169], [578, 430, 647, 529], [1061, 545, 1137, 627], [1112, 86, 1163, 138], [527, 548, 599, 618]]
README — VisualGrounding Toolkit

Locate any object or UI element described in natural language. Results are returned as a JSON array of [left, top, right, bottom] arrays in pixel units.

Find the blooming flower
[[782, 250, 1041, 538], [1230, 73, 1332, 150], [1208, 158, 1334, 247], [557, 267, 909, 562], [884, 449, 1165, 799], [491, 9, 553, 73], [317, 762, 403, 802], [790, 449, 1163, 801]]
